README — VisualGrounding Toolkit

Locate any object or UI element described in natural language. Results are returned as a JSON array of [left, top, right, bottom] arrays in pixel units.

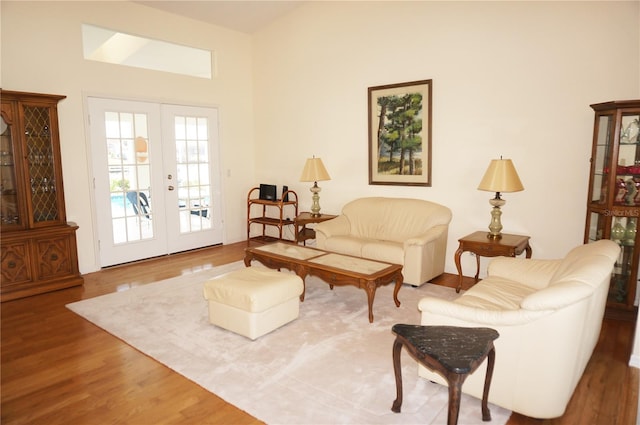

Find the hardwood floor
[[2, 241, 638, 424]]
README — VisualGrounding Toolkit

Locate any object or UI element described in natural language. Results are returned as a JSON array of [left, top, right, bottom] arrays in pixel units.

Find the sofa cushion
[[456, 276, 538, 311], [550, 255, 618, 288], [322, 237, 405, 265], [550, 240, 620, 284], [361, 240, 404, 265], [488, 258, 563, 290], [342, 197, 451, 243], [323, 236, 365, 257]]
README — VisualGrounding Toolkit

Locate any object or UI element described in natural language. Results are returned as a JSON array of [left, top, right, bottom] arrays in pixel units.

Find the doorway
[[88, 97, 223, 267]]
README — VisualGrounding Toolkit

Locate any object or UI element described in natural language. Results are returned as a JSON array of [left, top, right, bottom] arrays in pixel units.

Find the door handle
[[168, 185, 174, 191]]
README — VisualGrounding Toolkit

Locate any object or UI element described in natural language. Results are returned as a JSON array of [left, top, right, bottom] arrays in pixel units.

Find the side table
[[294, 212, 337, 245], [455, 231, 532, 293], [391, 324, 499, 425]]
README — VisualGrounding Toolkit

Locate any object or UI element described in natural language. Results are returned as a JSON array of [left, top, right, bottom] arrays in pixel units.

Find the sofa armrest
[[314, 215, 350, 239], [488, 257, 562, 290], [404, 224, 448, 247], [418, 296, 552, 326]]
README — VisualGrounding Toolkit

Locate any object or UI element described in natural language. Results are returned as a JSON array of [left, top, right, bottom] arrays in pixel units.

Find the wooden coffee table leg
[[391, 337, 404, 413], [393, 272, 403, 307], [294, 266, 308, 302], [364, 280, 376, 323]]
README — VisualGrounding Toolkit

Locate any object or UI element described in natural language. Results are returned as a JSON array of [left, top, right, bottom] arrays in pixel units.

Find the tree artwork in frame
[[368, 79, 432, 186]]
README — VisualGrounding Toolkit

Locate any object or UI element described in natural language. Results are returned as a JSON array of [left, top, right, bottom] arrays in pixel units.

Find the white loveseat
[[418, 239, 620, 419], [314, 197, 452, 286]]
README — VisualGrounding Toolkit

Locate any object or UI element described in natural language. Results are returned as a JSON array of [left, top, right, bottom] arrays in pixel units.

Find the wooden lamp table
[[294, 212, 337, 245], [454, 231, 532, 293]]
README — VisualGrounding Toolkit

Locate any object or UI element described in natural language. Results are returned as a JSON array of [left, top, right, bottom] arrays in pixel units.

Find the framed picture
[[368, 79, 432, 186]]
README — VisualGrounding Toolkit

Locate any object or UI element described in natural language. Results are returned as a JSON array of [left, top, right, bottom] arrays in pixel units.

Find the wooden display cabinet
[[247, 187, 298, 243], [585, 99, 640, 319], [0, 90, 82, 301]]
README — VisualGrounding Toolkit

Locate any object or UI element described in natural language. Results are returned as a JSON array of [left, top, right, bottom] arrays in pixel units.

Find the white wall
[[2, 1, 639, 278], [253, 1, 640, 275], [1, 1, 255, 273]]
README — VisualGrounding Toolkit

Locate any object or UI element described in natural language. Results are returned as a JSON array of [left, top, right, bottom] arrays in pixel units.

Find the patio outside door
[[88, 97, 223, 267]]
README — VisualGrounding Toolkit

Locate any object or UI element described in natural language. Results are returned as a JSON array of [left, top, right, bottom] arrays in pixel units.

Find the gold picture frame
[[368, 79, 432, 186]]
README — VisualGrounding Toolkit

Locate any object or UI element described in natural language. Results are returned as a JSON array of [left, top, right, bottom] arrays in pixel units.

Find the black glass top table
[[391, 324, 499, 425]]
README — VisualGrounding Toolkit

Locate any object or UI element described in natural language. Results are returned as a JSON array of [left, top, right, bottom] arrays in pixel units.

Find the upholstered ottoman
[[203, 267, 304, 340]]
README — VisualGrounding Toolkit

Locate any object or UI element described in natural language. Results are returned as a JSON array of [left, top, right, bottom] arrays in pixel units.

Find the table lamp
[[477, 157, 524, 239], [300, 157, 331, 216]]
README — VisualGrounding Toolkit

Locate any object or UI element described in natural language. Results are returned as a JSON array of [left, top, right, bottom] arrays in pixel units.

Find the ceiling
[[134, 1, 303, 34]]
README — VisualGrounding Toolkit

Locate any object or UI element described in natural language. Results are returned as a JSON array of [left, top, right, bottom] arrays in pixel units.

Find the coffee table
[[244, 242, 404, 323]]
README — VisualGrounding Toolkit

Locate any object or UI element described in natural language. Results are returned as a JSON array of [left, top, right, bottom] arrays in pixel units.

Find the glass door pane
[[615, 112, 640, 206], [591, 115, 612, 204], [105, 111, 154, 244], [24, 105, 58, 223], [175, 115, 211, 233], [610, 215, 636, 303], [0, 114, 20, 227]]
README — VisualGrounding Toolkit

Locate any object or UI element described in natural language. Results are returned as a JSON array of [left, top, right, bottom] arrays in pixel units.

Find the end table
[[294, 212, 337, 245], [455, 231, 532, 293], [391, 324, 499, 425]]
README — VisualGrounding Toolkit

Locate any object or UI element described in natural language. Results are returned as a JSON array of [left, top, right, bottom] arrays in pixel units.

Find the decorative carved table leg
[[481, 346, 496, 421], [294, 265, 308, 301], [364, 280, 376, 323], [391, 337, 404, 413], [454, 245, 464, 293], [393, 271, 404, 307]]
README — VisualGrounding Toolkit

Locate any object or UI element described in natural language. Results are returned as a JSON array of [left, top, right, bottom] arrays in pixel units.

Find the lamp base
[[487, 194, 506, 239], [309, 182, 322, 216]]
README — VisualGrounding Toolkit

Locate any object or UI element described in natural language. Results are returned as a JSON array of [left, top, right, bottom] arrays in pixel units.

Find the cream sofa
[[418, 239, 620, 419], [315, 197, 452, 286]]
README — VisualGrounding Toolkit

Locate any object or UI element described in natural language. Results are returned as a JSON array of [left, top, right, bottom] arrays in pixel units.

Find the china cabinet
[[585, 100, 640, 318], [247, 187, 298, 244], [0, 90, 82, 301]]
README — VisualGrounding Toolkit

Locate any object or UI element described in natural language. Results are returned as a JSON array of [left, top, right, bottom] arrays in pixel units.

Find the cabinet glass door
[[615, 112, 640, 206], [586, 211, 606, 242], [0, 114, 20, 227], [588, 211, 637, 304], [590, 115, 612, 204], [610, 215, 637, 303], [23, 104, 59, 224]]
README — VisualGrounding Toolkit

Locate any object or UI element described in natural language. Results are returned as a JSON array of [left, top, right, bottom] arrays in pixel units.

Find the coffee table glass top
[[308, 253, 393, 274], [254, 242, 323, 260], [253, 243, 396, 275]]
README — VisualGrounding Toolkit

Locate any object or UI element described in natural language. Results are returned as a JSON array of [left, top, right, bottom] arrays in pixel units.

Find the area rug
[[67, 262, 511, 425]]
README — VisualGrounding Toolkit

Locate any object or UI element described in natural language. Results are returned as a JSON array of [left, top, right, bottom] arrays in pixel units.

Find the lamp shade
[[477, 158, 524, 193], [300, 157, 331, 182]]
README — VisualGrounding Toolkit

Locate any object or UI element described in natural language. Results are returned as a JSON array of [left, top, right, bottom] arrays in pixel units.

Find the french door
[[88, 97, 223, 267]]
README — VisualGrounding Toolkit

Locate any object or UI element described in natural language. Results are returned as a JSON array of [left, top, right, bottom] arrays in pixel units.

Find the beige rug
[[67, 261, 511, 425]]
